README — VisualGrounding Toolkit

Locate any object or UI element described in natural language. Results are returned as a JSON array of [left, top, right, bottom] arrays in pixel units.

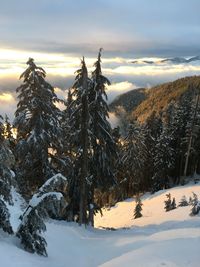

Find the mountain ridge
[[109, 75, 200, 123]]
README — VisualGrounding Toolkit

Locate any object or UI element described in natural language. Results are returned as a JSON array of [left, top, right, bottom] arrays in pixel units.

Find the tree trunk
[[79, 71, 89, 226], [89, 185, 94, 226]]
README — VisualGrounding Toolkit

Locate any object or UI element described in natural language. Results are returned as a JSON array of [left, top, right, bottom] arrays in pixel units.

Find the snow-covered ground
[[1, 183, 200, 267], [95, 183, 200, 229]]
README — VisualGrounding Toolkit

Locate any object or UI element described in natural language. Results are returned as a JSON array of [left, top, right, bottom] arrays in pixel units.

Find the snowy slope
[[95, 183, 200, 267], [95, 183, 200, 229], [0, 183, 200, 267]]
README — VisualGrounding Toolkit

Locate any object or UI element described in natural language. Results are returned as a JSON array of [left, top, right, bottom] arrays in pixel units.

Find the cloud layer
[[1, 49, 200, 121]]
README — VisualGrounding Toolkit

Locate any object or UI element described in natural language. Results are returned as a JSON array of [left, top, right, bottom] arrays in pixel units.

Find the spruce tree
[[164, 193, 176, 212], [171, 197, 176, 210], [134, 196, 143, 219], [0, 115, 14, 234], [164, 193, 172, 212], [178, 195, 188, 207], [152, 123, 175, 193], [66, 51, 117, 225], [190, 192, 198, 206], [0, 200, 13, 234], [17, 173, 68, 256], [189, 192, 200, 216], [122, 122, 147, 196], [90, 49, 117, 188], [52, 89, 73, 177], [159, 95, 194, 185], [183, 86, 200, 179], [3, 115, 12, 138], [0, 115, 15, 204], [14, 58, 62, 194], [67, 57, 91, 225], [3, 114, 15, 152], [141, 112, 162, 191], [175, 90, 197, 181], [88, 49, 117, 224]]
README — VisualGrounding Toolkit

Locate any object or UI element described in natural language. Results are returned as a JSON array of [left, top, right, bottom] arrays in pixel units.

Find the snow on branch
[[17, 173, 68, 256], [37, 173, 68, 196]]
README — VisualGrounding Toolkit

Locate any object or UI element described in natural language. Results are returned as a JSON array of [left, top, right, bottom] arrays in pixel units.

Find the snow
[[0, 183, 200, 267], [38, 173, 67, 192], [20, 191, 64, 221], [19, 173, 68, 221], [29, 192, 63, 208], [27, 173, 67, 208], [7, 187, 25, 232], [95, 182, 200, 229]]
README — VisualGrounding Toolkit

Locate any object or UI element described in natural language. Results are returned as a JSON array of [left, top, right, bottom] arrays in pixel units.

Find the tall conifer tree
[[89, 49, 117, 224], [67, 58, 91, 225], [122, 122, 147, 196], [14, 58, 61, 194], [0, 115, 15, 234], [90, 49, 117, 187]]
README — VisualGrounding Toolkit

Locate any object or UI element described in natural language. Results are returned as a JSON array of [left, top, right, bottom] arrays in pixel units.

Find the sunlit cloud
[[0, 92, 15, 103], [107, 81, 137, 103], [1, 48, 200, 81], [0, 48, 129, 79], [108, 81, 136, 92], [105, 64, 200, 76], [0, 92, 17, 119]]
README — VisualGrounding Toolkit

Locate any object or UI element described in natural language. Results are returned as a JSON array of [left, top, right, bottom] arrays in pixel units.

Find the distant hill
[[109, 76, 200, 123], [131, 56, 200, 64], [109, 88, 147, 113]]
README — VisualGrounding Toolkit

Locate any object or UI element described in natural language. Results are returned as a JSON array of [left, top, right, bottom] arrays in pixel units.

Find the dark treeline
[[0, 50, 200, 255]]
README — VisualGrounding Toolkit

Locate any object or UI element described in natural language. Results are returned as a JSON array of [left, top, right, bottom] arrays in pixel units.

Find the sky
[[0, 0, 200, 119]]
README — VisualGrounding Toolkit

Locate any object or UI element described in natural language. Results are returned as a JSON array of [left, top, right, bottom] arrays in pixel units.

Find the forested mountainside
[[109, 88, 147, 113], [110, 76, 200, 123], [107, 75, 200, 202]]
